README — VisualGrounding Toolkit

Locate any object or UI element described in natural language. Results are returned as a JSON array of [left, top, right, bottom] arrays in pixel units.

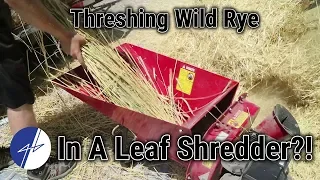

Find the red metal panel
[[116, 43, 239, 129], [185, 98, 260, 180], [255, 114, 288, 140]]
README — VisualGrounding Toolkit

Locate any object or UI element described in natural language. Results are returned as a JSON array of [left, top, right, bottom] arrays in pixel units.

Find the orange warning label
[[202, 161, 214, 169], [227, 111, 249, 128]]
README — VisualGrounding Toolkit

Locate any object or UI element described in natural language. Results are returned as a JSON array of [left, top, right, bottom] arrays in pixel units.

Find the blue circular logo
[[10, 127, 51, 170]]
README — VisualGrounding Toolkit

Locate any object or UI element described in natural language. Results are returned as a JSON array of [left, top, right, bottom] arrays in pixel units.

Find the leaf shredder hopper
[[52, 43, 300, 180]]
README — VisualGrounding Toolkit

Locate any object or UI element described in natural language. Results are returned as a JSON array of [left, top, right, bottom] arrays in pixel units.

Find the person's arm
[[5, 0, 86, 65], [5, 0, 72, 44]]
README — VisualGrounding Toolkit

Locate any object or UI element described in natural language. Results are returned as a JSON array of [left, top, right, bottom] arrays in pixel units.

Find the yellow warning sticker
[[176, 68, 195, 95], [227, 111, 249, 128], [202, 161, 214, 169]]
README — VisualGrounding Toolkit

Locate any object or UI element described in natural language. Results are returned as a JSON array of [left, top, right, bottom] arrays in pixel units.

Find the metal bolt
[[179, 129, 183, 133], [187, 73, 194, 80]]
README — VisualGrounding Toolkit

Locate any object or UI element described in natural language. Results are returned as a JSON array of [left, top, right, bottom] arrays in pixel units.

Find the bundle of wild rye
[[42, 0, 188, 125]]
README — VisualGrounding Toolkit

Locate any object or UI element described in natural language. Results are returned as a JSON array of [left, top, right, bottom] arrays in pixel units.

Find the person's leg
[[7, 104, 37, 135], [0, 3, 77, 179], [0, 38, 38, 136], [0, 0, 38, 171], [0, 0, 38, 134]]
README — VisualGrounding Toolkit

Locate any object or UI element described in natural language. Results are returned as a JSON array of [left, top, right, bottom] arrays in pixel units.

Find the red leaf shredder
[[52, 43, 300, 180]]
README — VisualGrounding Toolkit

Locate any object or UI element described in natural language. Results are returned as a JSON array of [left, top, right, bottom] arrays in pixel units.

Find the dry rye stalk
[[80, 31, 188, 124], [39, 0, 188, 125]]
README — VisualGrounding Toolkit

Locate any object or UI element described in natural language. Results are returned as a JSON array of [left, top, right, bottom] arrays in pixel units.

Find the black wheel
[[274, 104, 300, 138]]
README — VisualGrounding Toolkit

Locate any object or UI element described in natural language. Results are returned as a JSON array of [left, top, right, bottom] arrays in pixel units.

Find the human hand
[[60, 32, 87, 67]]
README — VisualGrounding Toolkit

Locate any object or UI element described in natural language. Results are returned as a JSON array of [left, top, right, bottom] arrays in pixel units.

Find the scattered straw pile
[[159, 0, 320, 106], [158, 0, 320, 111]]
